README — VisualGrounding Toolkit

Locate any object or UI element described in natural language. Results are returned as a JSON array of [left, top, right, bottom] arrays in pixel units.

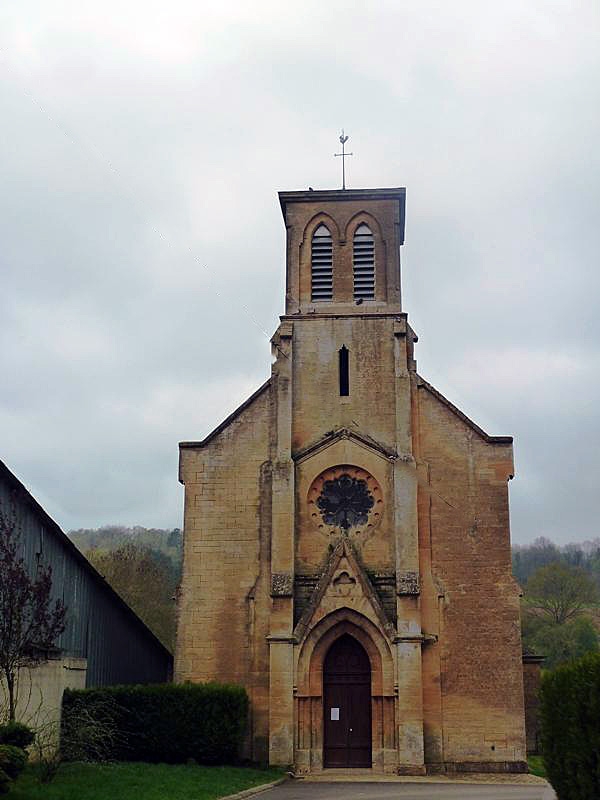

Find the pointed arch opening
[[297, 608, 394, 696], [323, 634, 372, 767], [294, 610, 396, 773], [353, 223, 375, 300], [311, 224, 333, 302]]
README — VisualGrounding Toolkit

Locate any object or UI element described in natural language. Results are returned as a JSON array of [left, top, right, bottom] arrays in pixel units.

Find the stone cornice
[[278, 312, 408, 323], [266, 634, 297, 644], [278, 187, 406, 230], [393, 633, 438, 645]]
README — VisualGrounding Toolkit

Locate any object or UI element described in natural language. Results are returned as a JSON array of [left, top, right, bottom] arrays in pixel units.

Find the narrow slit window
[[311, 224, 333, 302], [339, 346, 349, 396], [353, 223, 375, 300]]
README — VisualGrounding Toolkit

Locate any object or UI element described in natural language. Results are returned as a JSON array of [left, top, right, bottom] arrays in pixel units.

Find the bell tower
[[268, 187, 421, 770], [272, 187, 414, 454], [279, 188, 406, 315]]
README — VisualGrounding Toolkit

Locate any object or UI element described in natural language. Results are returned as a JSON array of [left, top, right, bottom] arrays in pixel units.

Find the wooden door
[[323, 634, 372, 768]]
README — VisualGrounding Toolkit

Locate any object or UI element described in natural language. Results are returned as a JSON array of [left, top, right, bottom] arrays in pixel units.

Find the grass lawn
[[528, 755, 547, 778], [10, 762, 285, 800]]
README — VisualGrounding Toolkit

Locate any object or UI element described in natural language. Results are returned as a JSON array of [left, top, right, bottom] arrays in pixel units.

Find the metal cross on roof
[[334, 129, 353, 190]]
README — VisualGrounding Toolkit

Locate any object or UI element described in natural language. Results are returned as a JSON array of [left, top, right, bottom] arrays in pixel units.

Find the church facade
[[175, 188, 527, 774]]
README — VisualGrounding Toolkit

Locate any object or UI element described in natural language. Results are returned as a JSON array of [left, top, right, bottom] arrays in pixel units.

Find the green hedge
[[539, 653, 600, 799], [61, 683, 249, 765]]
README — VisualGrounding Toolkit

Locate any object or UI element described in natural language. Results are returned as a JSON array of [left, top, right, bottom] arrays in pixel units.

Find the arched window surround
[[345, 213, 385, 304], [311, 224, 333, 301], [352, 223, 375, 301], [301, 213, 341, 305]]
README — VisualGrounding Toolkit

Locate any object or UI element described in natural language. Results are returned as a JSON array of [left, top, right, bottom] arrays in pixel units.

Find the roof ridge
[[179, 377, 271, 450], [416, 374, 513, 444], [0, 459, 173, 659]]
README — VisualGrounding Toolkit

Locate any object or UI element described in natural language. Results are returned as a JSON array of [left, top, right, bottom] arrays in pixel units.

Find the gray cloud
[[1, 0, 598, 543]]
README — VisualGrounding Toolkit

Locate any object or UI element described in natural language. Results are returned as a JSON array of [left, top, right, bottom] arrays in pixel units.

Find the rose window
[[308, 465, 382, 534], [317, 474, 374, 530]]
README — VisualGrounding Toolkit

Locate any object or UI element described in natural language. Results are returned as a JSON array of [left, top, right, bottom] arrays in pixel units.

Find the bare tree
[[0, 496, 67, 721], [524, 562, 599, 625]]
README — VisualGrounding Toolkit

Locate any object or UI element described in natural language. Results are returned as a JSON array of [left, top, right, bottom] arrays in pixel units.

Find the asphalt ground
[[256, 781, 556, 800]]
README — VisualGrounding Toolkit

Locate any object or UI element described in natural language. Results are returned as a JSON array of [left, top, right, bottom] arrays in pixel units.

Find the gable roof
[[417, 374, 513, 444], [177, 372, 511, 454], [0, 458, 173, 661], [179, 378, 271, 451]]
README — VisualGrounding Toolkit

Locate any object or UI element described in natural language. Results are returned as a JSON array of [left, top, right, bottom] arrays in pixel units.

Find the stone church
[[175, 187, 527, 774]]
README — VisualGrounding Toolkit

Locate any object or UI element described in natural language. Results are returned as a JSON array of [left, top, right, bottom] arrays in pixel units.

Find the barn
[[0, 458, 172, 725]]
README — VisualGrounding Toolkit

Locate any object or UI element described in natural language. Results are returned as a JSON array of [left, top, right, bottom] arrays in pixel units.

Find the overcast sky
[[1, 1, 598, 545]]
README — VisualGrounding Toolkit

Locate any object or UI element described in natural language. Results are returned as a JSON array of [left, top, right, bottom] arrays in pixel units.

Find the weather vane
[[334, 129, 353, 190]]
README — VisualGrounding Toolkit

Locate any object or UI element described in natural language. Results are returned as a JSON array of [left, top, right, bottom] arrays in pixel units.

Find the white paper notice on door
[[330, 707, 340, 721]]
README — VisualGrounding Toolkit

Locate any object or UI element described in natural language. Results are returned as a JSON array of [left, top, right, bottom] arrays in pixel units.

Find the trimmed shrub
[[0, 721, 35, 750], [539, 652, 600, 800], [62, 682, 248, 764], [0, 767, 9, 795], [0, 745, 27, 780]]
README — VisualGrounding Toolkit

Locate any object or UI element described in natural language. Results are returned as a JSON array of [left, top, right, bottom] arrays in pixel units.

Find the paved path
[[256, 781, 556, 800]]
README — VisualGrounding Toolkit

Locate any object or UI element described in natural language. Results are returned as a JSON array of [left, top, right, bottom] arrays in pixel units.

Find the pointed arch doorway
[[323, 634, 372, 768]]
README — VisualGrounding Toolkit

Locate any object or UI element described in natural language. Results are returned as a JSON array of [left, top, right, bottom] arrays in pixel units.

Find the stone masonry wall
[[283, 196, 402, 315], [291, 316, 398, 454], [416, 383, 526, 768], [175, 386, 272, 761]]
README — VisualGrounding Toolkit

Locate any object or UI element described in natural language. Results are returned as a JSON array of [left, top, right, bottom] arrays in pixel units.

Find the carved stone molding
[[271, 572, 294, 597], [393, 632, 437, 645], [396, 571, 420, 596]]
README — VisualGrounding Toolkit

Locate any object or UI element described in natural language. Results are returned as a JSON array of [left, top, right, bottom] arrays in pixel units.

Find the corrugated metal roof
[[0, 459, 173, 686]]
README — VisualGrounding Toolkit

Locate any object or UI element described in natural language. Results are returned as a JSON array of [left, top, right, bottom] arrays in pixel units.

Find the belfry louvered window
[[353, 223, 375, 300], [311, 224, 333, 301]]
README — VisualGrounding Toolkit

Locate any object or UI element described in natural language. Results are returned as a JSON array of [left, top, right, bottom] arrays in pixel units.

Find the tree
[[167, 528, 182, 550], [512, 537, 561, 584], [0, 499, 67, 721], [524, 562, 599, 625], [86, 543, 176, 649], [522, 562, 600, 669], [522, 615, 599, 670]]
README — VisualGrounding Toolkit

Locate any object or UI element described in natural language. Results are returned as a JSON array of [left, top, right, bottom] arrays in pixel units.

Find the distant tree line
[[513, 536, 600, 586], [68, 526, 182, 651], [69, 528, 600, 668], [514, 537, 600, 670]]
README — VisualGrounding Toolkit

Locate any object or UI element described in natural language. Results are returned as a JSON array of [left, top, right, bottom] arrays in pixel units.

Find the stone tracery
[[316, 473, 374, 530], [308, 465, 383, 535]]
